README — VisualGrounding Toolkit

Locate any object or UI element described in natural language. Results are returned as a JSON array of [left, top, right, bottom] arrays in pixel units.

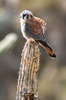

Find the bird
[[20, 10, 56, 58]]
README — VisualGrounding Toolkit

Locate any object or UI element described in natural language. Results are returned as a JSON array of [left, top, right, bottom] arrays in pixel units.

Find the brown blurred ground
[[0, 0, 66, 100]]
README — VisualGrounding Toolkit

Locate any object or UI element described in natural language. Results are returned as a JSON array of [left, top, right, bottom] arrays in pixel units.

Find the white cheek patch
[[29, 15, 31, 19]]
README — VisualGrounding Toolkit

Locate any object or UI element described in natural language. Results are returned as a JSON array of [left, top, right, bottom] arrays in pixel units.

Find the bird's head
[[20, 10, 33, 20]]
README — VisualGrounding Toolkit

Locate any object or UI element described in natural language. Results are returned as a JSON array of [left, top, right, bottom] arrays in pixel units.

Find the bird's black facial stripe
[[30, 15, 33, 18], [23, 14, 29, 19]]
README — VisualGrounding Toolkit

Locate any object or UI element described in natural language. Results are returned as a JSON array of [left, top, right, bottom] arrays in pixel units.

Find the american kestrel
[[20, 10, 56, 58]]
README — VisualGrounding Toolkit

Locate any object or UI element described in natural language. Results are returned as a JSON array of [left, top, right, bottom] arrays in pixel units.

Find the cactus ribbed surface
[[16, 41, 40, 100]]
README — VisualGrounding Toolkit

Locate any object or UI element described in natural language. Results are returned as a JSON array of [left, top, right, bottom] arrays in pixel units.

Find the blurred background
[[0, 0, 66, 100]]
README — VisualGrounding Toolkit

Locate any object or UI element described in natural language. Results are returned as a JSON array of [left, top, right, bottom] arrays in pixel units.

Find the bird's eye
[[23, 14, 26, 19]]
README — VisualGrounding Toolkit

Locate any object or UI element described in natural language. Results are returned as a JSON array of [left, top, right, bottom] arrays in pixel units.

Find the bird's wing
[[28, 16, 46, 35], [34, 17, 46, 33]]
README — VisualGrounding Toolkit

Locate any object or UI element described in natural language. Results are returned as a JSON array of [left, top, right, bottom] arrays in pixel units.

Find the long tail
[[36, 40, 56, 58]]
